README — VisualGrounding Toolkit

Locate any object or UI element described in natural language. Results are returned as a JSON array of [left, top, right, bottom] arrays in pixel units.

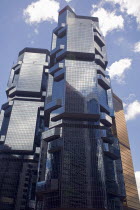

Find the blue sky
[[0, 0, 140, 197]]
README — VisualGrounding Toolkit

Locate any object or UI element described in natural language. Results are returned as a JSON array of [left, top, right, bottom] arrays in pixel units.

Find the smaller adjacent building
[[113, 93, 140, 210], [0, 48, 49, 210]]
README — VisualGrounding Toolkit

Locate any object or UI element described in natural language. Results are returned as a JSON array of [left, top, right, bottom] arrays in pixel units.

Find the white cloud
[[134, 42, 140, 53], [107, 58, 132, 83], [123, 102, 127, 108], [123, 94, 136, 109], [23, 0, 60, 24], [65, 0, 72, 2], [31, 40, 35, 45], [117, 37, 124, 45], [135, 171, 140, 200], [125, 100, 140, 121], [125, 93, 136, 102], [105, 0, 140, 26], [34, 28, 39, 34], [91, 7, 124, 36]]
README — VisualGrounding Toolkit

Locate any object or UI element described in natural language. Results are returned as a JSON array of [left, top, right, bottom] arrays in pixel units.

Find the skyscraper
[[36, 6, 129, 210], [113, 93, 140, 210], [0, 48, 49, 210], [0, 5, 139, 210]]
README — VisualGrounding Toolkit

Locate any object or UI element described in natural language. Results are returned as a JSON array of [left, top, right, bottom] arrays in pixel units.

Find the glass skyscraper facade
[[36, 6, 127, 210], [0, 5, 139, 210], [0, 48, 49, 210]]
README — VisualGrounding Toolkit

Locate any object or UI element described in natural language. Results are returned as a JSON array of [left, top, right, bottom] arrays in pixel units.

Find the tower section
[[113, 94, 140, 210], [36, 7, 126, 210], [0, 48, 49, 210]]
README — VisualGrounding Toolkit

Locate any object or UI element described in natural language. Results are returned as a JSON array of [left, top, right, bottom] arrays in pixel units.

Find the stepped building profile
[[0, 6, 139, 210]]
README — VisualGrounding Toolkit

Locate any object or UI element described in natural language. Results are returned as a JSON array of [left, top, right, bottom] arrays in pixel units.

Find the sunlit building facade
[[113, 93, 140, 210]]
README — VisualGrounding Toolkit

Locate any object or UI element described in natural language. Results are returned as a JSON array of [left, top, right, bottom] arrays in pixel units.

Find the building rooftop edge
[[59, 5, 75, 15], [59, 5, 99, 22], [18, 47, 50, 57], [113, 92, 123, 104]]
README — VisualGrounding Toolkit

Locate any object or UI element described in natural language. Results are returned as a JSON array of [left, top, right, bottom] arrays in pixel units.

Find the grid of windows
[[39, 6, 127, 210], [0, 48, 49, 210], [113, 93, 140, 210], [1, 5, 139, 210]]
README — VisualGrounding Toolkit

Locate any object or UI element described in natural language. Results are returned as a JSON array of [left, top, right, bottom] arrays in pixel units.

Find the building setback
[[0, 5, 139, 210], [36, 6, 131, 210], [0, 48, 49, 210]]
